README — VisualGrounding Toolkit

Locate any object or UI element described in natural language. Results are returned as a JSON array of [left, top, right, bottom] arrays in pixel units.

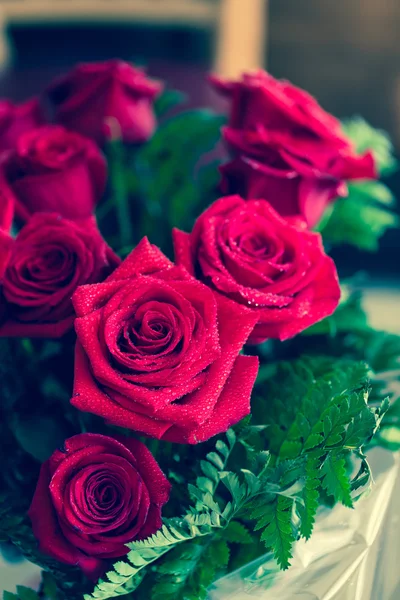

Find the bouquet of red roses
[[0, 60, 399, 600]]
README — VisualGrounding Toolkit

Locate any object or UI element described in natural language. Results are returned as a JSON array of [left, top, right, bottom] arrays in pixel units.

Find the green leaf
[[221, 521, 253, 544], [41, 573, 59, 600], [154, 90, 186, 118], [298, 452, 321, 539], [134, 109, 225, 242], [320, 183, 398, 251], [256, 496, 295, 570], [260, 357, 371, 459], [341, 117, 397, 176], [3, 593, 19, 600], [151, 538, 229, 600], [13, 415, 70, 462], [15, 588, 40, 600], [252, 356, 382, 543], [321, 452, 353, 508]]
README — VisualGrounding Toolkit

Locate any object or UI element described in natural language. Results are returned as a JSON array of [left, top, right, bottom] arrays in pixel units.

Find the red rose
[[211, 71, 377, 226], [0, 213, 119, 338], [0, 98, 45, 153], [28, 433, 170, 579], [220, 156, 347, 228], [2, 125, 107, 222], [173, 195, 340, 343], [47, 60, 162, 145], [71, 238, 259, 444]]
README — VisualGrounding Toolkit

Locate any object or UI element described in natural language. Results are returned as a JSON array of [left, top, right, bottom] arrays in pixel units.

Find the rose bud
[[71, 237, 259, 444], [28, 433, 171, 580], [0, 98, 45, 153], [210, 71, 377, 226], [1, 125, 107, 222], [47, 60, 162, 145], [0, 213, 120, 338], [173, 195, 340, 344]]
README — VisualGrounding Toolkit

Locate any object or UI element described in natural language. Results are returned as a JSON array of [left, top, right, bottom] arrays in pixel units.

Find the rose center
[[24, 247, 75, 285], [118, 307, 177, 358], [86, 472, 125, 516], [237, 232, 270, 258]]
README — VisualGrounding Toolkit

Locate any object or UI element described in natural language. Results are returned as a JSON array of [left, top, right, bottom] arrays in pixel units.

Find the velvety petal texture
[[210, 71, 377, 227], [47, 60, 162, 145], [0, 213, 119, 338], [0, 98, 45, 153], [28, 433, 170, 579], [72, 237, 259, 443], [1, 125, 107, 222], [173, 195, 340, 343]]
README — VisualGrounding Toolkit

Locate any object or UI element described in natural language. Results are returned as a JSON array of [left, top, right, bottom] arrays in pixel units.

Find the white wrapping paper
[[209, 448, 400, 600]]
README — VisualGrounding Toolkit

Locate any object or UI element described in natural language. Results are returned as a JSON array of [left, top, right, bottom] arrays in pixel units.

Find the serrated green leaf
[[215, 440, 229, 459], [341, 116, 397, 176], [200, 459, 219, 483], [321, 453, 353, 508], [113, 561, 137, 577], [221, 521, 253, 544], [206, 452, 225, 470], [258, 496, 295, 570], [320, 185, 398, 251]]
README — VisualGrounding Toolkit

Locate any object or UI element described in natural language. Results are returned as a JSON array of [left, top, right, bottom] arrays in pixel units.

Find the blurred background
[[0, 0, 399, 279]]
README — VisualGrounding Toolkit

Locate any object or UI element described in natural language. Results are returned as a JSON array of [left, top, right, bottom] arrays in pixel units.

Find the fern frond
[[255, 496, 295, 570], [321, 451, 353, 508]]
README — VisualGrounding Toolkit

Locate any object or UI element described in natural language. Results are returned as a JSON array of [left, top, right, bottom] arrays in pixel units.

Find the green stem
[[107, 140, 133, 247]]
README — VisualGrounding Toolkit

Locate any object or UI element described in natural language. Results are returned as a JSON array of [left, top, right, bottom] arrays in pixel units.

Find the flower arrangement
[[0, 59, 399, 600]]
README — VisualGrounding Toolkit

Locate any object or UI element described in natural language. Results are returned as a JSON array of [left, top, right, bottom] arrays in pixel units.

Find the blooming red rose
[[71, 238, 259, 444], [0, 98, 45, 153], [210, 71, 377, 227], [47, 60, 162, 145], [1, 125, 107, 222], [0, 213, 119, 338], [29, 433, 170, 579], [173, 195, 340, 343]]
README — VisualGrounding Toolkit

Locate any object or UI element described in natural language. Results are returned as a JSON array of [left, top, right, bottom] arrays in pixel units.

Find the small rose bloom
[[173, 195, 340, 343], [47, 60, 162, 145], [29, 433, 171, 580], [0, 98, 45, 153], [1, 125, 107, 222], [71, 237, 259, 444], [0, 213, 119, 338], [210, 71, 377, 227]]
